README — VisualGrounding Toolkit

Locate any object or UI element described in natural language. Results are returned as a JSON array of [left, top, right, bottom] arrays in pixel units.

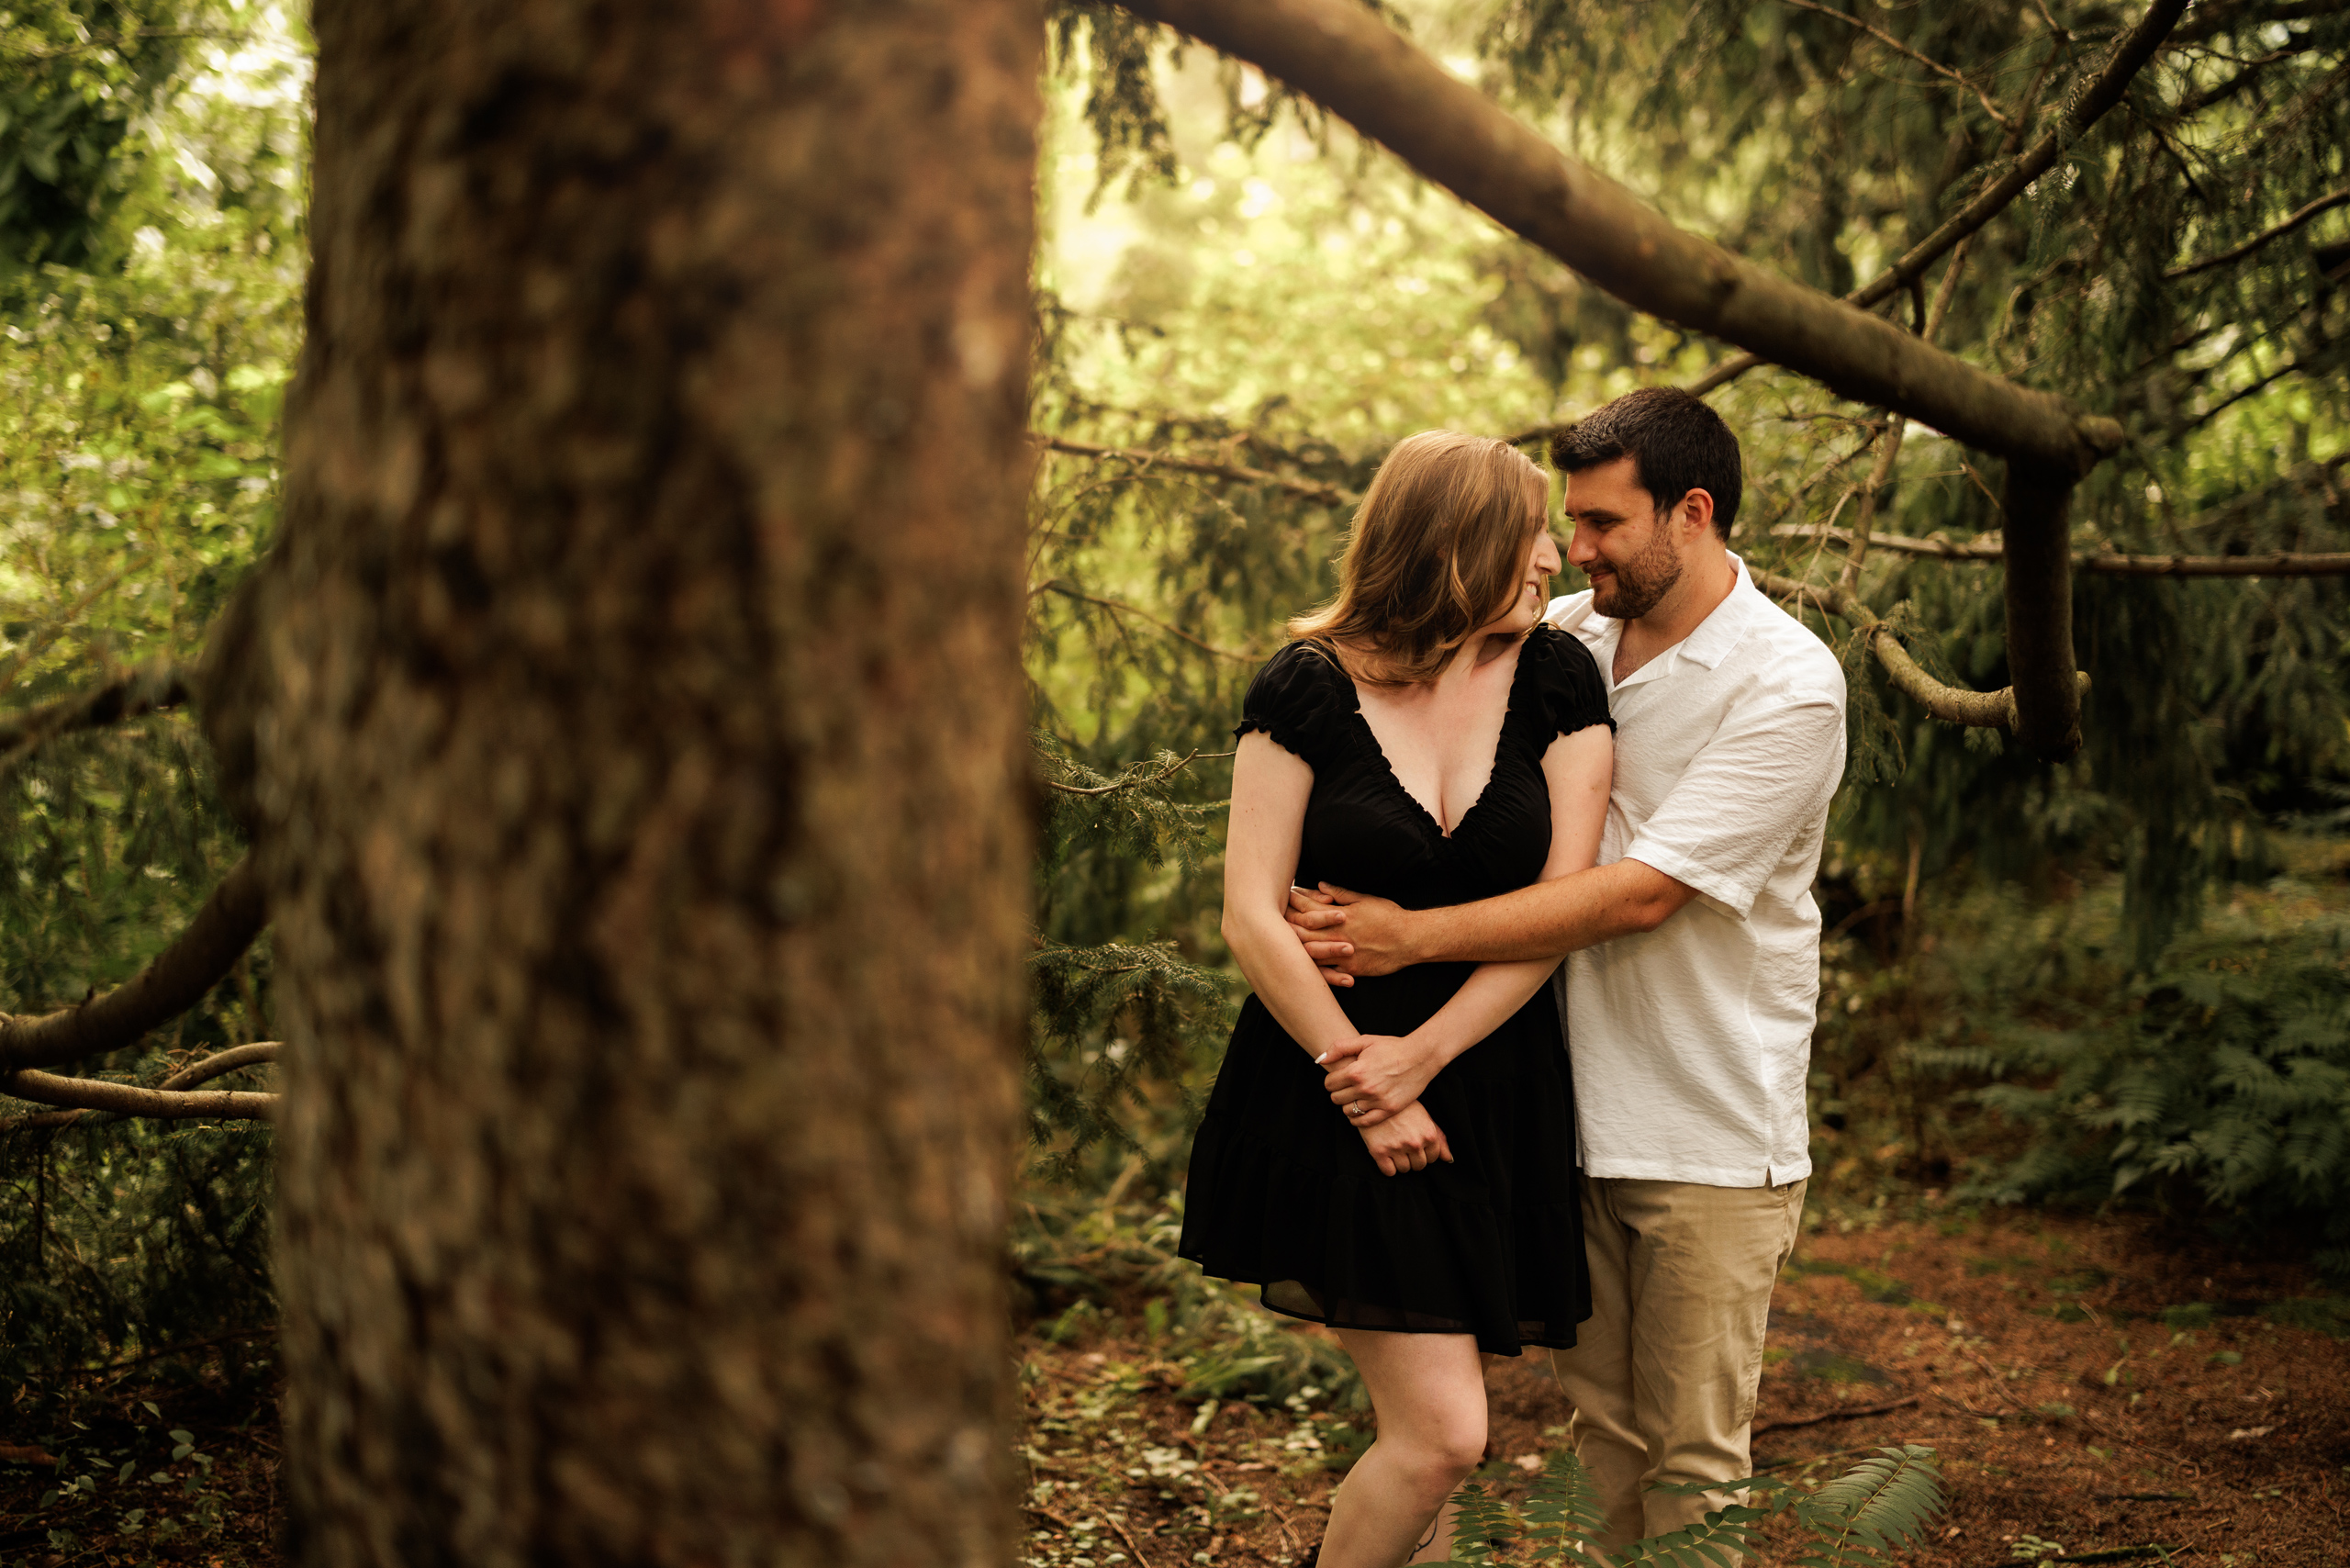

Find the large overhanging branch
[[1113, 0, 2114, 757], [0, 854, 268, 1076], [1111, 0, 2124, 478], [2, 1043, 280, 1126], [1755, 570, 2088, 732], [1778, 525, 2350, 577]]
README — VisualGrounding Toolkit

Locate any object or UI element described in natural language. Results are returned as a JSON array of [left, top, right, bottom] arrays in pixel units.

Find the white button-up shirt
[[1545, 554, 1846, 1187]]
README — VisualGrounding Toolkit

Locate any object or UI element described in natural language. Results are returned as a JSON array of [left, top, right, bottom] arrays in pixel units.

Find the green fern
[[1441, 1445, 1943, 1568]]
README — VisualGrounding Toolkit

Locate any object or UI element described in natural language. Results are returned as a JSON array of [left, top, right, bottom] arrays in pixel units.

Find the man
[[1292, 386, 1846, 1550]]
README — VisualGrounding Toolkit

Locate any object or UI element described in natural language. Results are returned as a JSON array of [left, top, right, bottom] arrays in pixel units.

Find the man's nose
[[1563, 525, 1595, 566]]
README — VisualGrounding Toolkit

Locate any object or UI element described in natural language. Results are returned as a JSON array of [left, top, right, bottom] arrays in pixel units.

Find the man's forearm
[[1409, 859, 1688, 965]]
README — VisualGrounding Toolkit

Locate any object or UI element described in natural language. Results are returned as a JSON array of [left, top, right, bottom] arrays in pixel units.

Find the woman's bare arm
[[1319, 723, 1613, 1125]]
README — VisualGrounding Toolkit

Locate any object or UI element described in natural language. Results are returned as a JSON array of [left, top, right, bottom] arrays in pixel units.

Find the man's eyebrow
[[1565, 507, 1628, 523]]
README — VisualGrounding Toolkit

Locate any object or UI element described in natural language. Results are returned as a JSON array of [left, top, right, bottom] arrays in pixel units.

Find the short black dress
[[1179, 625, 1613, 1356]]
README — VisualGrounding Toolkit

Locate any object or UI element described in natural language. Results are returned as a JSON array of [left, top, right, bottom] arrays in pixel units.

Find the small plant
[[1438, 1443, 1945, 1567]]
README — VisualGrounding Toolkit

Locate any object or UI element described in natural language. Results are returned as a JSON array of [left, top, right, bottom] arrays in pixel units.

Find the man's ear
[[1678, 487, 1717, 539]]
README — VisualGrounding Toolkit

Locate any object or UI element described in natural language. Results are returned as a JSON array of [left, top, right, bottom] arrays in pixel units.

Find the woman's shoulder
[[1516, 623, 1613, 736], [1236, 641, 1355, 757]]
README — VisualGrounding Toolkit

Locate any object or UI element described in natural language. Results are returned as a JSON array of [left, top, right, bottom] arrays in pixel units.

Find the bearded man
[[1293, 386, 1847, 1551]]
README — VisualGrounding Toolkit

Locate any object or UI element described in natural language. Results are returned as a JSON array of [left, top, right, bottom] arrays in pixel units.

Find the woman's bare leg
[[1321, 1329, 1486, 1568]]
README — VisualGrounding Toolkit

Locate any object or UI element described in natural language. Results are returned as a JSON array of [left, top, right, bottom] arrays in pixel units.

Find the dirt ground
[[1014, 1207, 2350, 1568], [4, 1209, 2344, 1566]]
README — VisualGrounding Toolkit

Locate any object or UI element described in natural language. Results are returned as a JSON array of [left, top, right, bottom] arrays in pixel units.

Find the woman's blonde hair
[[1289, 431, 1550, 685]]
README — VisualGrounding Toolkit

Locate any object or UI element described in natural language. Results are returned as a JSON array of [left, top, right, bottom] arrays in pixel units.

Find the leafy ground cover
[[2, 1206, 2344, 1564]]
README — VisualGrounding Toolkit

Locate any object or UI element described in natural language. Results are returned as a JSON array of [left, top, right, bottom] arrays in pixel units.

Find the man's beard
[[1590, 525, 1683, 620]]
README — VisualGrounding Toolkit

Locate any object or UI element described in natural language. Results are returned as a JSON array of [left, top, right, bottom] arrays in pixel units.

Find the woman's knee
[[1390, 1411, 1485, 1484]]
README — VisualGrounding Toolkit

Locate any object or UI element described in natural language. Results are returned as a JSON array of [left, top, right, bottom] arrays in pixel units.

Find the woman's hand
[[1359, 1102, 1453, 1175], [1319, 1032, 1446, 1126]]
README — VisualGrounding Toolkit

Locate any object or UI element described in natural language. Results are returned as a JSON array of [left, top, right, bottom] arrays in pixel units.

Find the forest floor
[[2, 1208, 2344, 1566], [1013, 1204, 2350, 1568]]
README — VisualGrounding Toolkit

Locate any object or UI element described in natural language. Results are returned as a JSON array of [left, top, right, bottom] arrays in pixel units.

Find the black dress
[[1178, 625, 1612, 1356]]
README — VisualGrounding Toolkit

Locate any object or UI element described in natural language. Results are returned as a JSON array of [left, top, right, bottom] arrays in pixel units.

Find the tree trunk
[[207, 3, 1042, 1561]]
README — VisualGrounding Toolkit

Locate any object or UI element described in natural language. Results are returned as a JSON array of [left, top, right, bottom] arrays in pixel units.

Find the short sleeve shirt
[[1546, 554, 1846, 1187]]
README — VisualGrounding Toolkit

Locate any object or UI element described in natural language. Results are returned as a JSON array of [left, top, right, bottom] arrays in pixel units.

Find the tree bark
[[207, 3, 1042, 1562]]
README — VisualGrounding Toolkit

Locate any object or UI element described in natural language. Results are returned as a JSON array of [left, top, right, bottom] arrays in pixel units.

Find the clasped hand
[[1356, 1100, 1453, 1176], [1317, 1031, 1443, 1124]]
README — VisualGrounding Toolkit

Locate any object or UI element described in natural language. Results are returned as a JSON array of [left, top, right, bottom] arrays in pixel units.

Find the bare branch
[[1688, 0, 2192, 396], [1777, 0, 2013, 129], [0, 660, 192, 765], [159, 1041, 281, 1091], [1036, 433, 1358, 506], [0, 855, 268, 1074], [1113, 0, 2125, 477], [1780, 524, 2350, 576], [2166, 182, 2350, 278], [0, 1067, 274, 1122], [1035, 579, 1262, 662]]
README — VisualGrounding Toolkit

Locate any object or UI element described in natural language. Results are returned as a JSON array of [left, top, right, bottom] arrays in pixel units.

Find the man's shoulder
[[1736, 586, 1847, 708]]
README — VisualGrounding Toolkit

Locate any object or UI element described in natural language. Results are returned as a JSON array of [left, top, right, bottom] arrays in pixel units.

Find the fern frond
[[1439, 1482, 1521, 1565], [1518, 1448, 1614, 1563]]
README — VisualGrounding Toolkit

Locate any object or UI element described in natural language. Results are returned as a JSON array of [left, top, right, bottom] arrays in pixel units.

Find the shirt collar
[[1675, 553, 1762, 670], [1544, 553, 1760, 674]]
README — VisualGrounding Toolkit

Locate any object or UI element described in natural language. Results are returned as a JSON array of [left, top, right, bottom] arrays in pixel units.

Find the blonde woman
[[1180, 431, 1614, 1566]]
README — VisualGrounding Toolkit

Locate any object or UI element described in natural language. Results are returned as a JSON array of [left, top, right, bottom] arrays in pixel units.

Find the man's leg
[[1550, 1177, 1646, 1551], [1613, 1177, 1807, 1538]]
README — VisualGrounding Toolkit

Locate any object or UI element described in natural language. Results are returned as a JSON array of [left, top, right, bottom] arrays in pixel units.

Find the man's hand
[[1358, 1101, 1453, 1175], [1318, 1033, 1444, 1126], [1285, 883, 1415, 985]]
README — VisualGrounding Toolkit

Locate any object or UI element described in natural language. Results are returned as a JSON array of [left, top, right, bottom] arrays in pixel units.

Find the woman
[[1179, 431, 1614, 1567]]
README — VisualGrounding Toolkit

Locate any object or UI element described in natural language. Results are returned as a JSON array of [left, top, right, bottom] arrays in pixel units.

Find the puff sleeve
[[1233, 643, 1350, 770], [1519, 624, 1614, 742]]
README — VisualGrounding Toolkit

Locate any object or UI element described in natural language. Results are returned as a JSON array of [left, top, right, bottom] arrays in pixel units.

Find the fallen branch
[[1036, 433, 1358, 507], [5, 1042, 286, 1131], [1751, 1393, 1922, 1436], [0, 855, 268, 1074], [1112, 0, 2124, 477]]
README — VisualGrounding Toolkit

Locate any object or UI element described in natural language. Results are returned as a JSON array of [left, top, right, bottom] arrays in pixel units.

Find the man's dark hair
[[1549, 386, 1742, 540]]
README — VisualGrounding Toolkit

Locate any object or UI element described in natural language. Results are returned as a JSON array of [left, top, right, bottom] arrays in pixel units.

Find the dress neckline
[[1333, 631, 1539, 841]]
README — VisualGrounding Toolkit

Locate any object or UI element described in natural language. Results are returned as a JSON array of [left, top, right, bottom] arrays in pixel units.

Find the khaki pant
[[1550, 1176, 1807, 1551]]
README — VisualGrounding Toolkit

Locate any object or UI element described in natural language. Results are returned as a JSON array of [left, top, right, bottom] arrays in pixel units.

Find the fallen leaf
[[1512, 1453, 1544, 1473], [2225, 1426, 2274, 1440]]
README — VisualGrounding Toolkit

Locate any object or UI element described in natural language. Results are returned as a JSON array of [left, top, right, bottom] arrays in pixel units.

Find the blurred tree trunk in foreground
[[203, 1, 1042, 1561]]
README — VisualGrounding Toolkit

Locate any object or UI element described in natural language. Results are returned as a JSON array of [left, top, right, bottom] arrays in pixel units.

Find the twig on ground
[[1751, 1393, 1922, 1435], [1104, 1511, 1156, 1568]]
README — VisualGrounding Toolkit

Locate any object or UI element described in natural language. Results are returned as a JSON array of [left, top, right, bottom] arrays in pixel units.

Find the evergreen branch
[[1112, 0, 2126, 476], [0, 1066, 276, 1123], [1775, 0, 2013, 129], [1035, 578, 1263, 662], [1778, 525, 2350, 576], [1036, 432, 1360, 506], [0, 856, 269, 1075], [0, 659, 191, 767], [1045, 749, 1212, 796], [1688, 0, 2193, 396], [2166, 181, 2350, 278]]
